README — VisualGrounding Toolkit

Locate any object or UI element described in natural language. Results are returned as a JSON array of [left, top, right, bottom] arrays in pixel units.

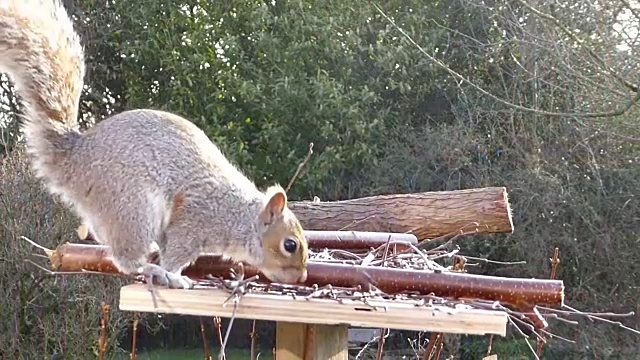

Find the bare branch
[[516, 0, 638, 93], [372, 2, 640, 119], [285, 142, 314, 192]]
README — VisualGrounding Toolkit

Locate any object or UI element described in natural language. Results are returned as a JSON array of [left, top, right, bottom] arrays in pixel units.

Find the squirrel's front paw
[[164, 272, 194, 289], [139, 263, 194, 289]]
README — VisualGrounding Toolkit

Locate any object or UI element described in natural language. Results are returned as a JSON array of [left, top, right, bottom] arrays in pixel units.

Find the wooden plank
[[118, 284, 508, 336], [275, 322, 348, 360]]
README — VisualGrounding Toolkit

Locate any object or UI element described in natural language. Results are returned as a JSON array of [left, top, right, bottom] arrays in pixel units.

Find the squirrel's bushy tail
[[0, 0, 85, 180]]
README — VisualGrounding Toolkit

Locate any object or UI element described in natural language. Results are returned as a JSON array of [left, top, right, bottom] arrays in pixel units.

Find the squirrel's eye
[[283, 238, 297, 253]]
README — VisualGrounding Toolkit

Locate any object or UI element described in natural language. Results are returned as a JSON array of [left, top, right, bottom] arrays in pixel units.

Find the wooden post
[[275, 322, 348, 360]]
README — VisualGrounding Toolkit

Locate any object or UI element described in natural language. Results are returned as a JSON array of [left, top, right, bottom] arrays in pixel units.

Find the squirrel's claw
[[164, 271, 195, 290], [139, 263, 195, 309], [221, 266, 259, 307], [139, 263, 194, 289]]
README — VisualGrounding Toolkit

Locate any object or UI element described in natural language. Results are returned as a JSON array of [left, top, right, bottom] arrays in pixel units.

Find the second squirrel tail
[[0, 0, 85, 179]]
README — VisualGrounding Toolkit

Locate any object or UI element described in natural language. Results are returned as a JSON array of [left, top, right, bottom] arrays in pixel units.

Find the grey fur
[[0, 0, 309, 287]]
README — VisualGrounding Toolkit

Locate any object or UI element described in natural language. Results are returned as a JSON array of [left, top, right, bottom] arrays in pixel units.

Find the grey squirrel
[[0, 0, 309, 289]]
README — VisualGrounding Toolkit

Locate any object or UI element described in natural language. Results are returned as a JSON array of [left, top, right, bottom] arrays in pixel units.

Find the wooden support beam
[[289, 187, 513, 240], [276, 322, 348, 360], [118, 284, 508, 336]]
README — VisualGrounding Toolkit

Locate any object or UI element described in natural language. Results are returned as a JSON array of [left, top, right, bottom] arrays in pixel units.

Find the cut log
[[288, 187, 513, 240]]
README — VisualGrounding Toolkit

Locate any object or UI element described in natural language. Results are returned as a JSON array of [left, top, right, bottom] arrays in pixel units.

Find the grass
[[116, 348, 273, 360]]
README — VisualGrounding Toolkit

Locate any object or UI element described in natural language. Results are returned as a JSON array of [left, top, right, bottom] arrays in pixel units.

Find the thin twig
[[219, 301, 238, 360], [419, 224, 479, 251], [422, 332, 442, 360], [285, 142, 314, 192], [250, 320, 258, 360], [212, 317, 226, 360], [200, 317, 211, 360], [20, 236, 51, 253], [23, 259, 136, 280], [130, 312, 139, 360], [406, 243, 433, 266], [507, 318, 541, 360], [562, 304, 640, 335], [434, 338, 444, 360], [371, 2, 640, 119], [486, 334, 494, 357], [462, 256, 527, 266], [355, 330, 391, 360], [549, 247, 560, 280], [539, 247, 561, 356], [515, 0, 638, 92], [537, 306, 635, 318], [539, 328, 576, 344], [338, 215, 377, 231], [98, 303, 110, 360]]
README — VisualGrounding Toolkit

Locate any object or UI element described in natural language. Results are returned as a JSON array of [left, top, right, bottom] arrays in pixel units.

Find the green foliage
[[106, 0, 458, 199]]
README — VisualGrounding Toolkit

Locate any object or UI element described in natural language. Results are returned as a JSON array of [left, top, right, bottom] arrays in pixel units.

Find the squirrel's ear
[[259, 185, 287, 225]]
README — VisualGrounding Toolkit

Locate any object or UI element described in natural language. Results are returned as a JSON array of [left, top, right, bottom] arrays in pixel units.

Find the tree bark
[[289, 187, 513, 240]]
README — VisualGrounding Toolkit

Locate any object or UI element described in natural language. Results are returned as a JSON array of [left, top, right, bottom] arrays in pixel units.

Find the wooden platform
[[119, 284, 508, 336]]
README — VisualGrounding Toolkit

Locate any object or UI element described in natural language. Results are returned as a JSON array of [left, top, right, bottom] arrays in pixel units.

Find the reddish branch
[[98, 302, 110, 360], [45, 243, 564, 311], [131, 312, 139, 360]]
